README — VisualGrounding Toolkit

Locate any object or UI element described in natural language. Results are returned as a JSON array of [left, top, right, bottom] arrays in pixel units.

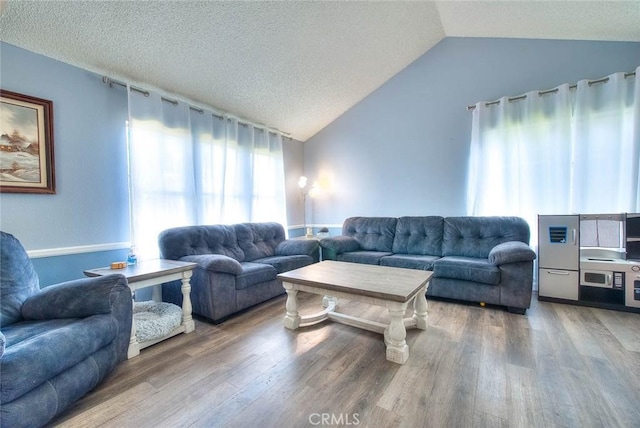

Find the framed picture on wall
[[0, 89, 55, 194]]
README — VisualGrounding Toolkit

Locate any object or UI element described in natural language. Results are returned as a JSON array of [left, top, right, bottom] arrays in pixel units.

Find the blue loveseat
[[319, 216, 536, 314], [0, 232, 132, 428], [159, 222, 319, 323]]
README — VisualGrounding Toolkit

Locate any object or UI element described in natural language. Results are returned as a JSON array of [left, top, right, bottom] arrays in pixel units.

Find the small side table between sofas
[[84, 259, 196, 358]]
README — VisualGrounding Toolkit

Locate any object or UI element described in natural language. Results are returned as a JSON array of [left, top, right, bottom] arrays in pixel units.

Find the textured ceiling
[[1, 1, 639, 141]]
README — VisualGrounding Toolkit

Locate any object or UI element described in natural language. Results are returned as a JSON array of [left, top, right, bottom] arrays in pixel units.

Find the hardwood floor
[[49, 293, 640, 428]]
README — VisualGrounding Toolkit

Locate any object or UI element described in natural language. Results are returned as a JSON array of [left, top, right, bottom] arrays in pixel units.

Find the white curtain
[[129, 89, 287, 259], [128, 90, 195, 259], [571, 70, 640, 213], [467, 66, 640, 248]]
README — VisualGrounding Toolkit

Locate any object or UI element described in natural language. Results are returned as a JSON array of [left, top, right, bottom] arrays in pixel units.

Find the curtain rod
[[467, 71, 636, 111], [187, 105, 289, 135], [102, 75, 292, 138]]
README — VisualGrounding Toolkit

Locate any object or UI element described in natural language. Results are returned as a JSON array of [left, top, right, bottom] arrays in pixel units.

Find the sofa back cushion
[[342, 217, 397, 252], [235, 222, 286, 262], [442, 217, 530, 258], [392, 216, 444, 256], [1, 232, 40, 327], [158, 225, 245, 262]]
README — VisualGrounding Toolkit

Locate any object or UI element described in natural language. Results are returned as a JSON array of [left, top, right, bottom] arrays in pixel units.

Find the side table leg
[[413, 285, 429, 330], [283, 282, 301, 330], [385, 305, 409, 364], [181, 270, 195, 333], [128, 290, 140, 359]]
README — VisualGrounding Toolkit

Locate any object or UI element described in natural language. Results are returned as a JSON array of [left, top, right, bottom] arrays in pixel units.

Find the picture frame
[[0, 89, 55, 194]]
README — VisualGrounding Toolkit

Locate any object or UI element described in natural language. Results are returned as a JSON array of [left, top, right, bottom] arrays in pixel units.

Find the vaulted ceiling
[[1, 1, 638, 141]]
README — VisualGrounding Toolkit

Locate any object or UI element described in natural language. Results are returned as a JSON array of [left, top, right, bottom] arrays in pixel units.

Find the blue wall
[[0, 42, 307, 285], [0, 42, 131, 249], [304, 37, 640, 227], [1, 42, 132, 285]]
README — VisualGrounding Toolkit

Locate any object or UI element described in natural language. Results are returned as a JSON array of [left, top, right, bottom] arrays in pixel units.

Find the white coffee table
[[277, 261, 432, 364]]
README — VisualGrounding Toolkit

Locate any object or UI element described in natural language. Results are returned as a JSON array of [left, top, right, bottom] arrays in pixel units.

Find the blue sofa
[[0, 232, 132, 428], [319, 216, 536, 314], [158, 222, 319, 323]]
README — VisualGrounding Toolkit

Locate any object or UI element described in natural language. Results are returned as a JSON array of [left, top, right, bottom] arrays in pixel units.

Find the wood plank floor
[[49, 293, 640, 428]]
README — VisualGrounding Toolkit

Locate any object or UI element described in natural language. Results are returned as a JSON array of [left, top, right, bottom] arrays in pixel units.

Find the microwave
[[580, 269, 624, 289]]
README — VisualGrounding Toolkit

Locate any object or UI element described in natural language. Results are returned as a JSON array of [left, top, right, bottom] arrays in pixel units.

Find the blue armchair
[[0, 231, 132, 428]]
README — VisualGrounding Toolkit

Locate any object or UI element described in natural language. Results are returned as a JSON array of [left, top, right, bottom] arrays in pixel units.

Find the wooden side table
[[84, 259, 197, 358]]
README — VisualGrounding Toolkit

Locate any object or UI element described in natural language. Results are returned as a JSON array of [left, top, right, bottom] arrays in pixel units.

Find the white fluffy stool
[[133, 301, 182, 343]]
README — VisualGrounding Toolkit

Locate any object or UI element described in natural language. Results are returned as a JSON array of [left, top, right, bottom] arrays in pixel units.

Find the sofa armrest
[[181, 254, 243, 275], [275, 239, 319, 257], [21, 274, 130, 320], [488, 241, 536, 265], [319, 236, 361, 253]]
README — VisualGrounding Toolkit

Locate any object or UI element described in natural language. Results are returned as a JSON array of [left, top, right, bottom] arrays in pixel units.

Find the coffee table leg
[[385, 305, 409, 364], [322, 295, 336, 309], [413, 285, 428, 330], [283, 282, 301, 330]]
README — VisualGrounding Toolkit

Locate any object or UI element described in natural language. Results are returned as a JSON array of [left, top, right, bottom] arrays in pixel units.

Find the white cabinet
[[538, 215, 579, 300], [539, 269, 579, 301]]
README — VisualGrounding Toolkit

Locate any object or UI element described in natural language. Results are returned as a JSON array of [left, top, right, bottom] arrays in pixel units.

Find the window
[[128, 89, 286, 259]]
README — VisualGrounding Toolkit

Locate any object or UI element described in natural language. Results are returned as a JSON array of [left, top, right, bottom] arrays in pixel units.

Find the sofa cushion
[[158, 225, 245, 261], [342, 217, 397, 252], [432, 256, 501, 285], [338, 251, 393, 265], [235, 223, 286, 261], [0, 315, 118, 403], [380, 254, 440, 270], [235, 262, 278, 290], [1, 232, 40, 327], [442, 217, 530, 258], [392, 216, 444, 256], [253, 255, 314, 274]]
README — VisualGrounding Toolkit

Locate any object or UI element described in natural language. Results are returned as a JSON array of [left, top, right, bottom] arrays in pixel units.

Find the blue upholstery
[[236, 263, 277, 290], [236, 223, 284, 260], [2, 317, 118, 403], [380, 254, 440, 270], [392, 216, 444, 255], [338, 251, 393, 265], [158, 224, 245, 261], [1, 231, 40, 327], [342, 217, 397, 252], [159, 222, 319, 323], [433, 256, 501, 285], [318, 235, 360, 252], [0, 231, 132, 428], [320, 216, 536, 313], [254, 255, 315, 274], [442, 216, 530, 258]]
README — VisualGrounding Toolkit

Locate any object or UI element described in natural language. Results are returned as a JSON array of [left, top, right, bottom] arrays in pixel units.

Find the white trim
[[287, 223, 343, 230], [27, 242, 131, 259]]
